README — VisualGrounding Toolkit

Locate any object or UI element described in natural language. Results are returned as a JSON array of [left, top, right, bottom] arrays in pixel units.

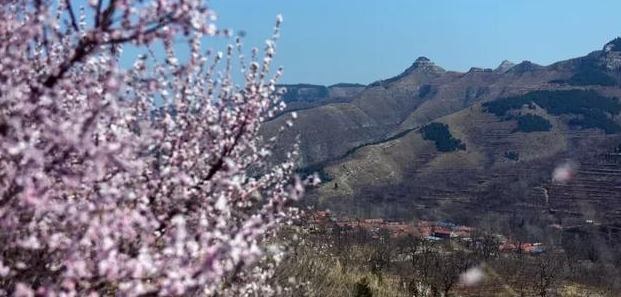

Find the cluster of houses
[[499, 242, 544, 254], [304, 211, 547, 255]]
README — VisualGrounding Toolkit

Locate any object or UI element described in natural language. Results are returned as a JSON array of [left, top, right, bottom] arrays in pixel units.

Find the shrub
[[505, 151, 520, 161], [569, 110, 621, 134], [419, 84, 436, 98], [483, 90, 621, 134], [354, 278, 374, 297], [550, 69, 617, 86], [420, 123, 466, 152], [514, 114, 552, 133]]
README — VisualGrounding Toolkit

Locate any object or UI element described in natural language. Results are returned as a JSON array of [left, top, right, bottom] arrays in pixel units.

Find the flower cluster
[[0, 1, 311, 296]]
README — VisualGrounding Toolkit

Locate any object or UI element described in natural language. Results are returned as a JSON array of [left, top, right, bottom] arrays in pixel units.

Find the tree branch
[[64, 0, 79, 32]]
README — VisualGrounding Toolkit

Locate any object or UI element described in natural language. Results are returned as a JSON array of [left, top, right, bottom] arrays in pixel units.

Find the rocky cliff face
[[600, 38, 621, 70], [275, 83, 365, 114], [279, 83, 366, 104]]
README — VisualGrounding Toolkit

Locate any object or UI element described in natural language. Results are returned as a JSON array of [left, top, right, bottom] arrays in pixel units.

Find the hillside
[[270, 38, 621, 297], [264, 39, 621, 169], [310, 84, 621, 220], [286, 39, 621, 227]]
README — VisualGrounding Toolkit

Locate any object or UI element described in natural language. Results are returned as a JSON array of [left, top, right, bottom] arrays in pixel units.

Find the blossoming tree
[[0, 1, 310, 296]]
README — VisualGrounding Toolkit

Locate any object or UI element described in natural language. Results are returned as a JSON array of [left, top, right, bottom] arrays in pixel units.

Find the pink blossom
[[0, 1, 308, 296], [459, 266, 485, 287], [13, 284, 34, 297], [552, 161, 578, 184]]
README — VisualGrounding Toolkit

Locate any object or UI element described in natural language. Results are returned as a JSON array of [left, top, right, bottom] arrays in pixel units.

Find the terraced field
[[309, 95, 621, 225], [545, 153, 621, 223]]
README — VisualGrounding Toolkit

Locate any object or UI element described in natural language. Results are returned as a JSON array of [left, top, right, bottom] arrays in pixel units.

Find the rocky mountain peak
[[468, 67, 492, 73], [507, 60, 543, 74], [600, 38, 621, 70], [368, 57, 445, 87], [407, 57, 445, 73], [413, 56, 432, 65], [604, 37, 621, 52], [495, 60, 516, 73]]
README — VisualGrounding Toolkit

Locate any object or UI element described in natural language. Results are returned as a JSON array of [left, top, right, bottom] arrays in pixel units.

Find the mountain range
[[263, 38, 621, 226]]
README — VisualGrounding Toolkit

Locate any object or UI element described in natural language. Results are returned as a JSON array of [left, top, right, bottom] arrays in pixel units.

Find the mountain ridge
[[299, 38, 621, 225], [264, 38, 621, 175]]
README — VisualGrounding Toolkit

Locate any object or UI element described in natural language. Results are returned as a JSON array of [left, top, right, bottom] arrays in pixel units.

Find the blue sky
[[204, 0, 621, 85]]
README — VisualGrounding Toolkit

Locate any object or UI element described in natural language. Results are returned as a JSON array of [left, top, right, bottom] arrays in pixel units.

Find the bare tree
[[533, 254, 563, 297]]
